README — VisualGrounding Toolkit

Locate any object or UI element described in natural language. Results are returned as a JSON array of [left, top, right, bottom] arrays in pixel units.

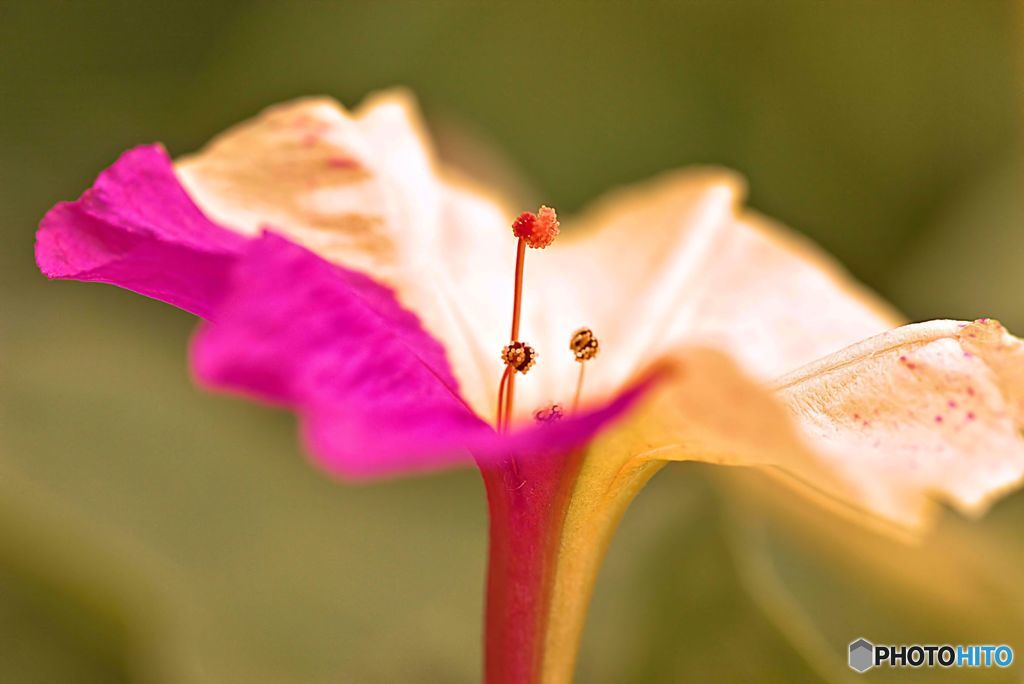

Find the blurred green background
[[2, 1, 1023, 682]]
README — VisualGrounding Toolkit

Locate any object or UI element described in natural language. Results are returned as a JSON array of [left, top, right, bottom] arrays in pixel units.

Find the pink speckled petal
[[36, 145, 248, 319], [771, 318, 1024, 525], [191, 233, 650, 478]]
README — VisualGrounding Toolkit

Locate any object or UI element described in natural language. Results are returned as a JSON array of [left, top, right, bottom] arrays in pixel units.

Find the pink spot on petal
[[326, 156, 360, 170], [934, 415, 943, 423], [967, 386, 976, 396], [947, 400, 957, 409]]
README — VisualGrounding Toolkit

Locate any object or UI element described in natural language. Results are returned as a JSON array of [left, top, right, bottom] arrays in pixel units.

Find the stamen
[[534, 403, 564, 424], [570, 327, 600, 412], [496, 206, 560, 431]]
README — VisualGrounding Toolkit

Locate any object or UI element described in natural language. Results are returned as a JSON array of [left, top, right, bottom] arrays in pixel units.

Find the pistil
[[496, 207, 560, 431]]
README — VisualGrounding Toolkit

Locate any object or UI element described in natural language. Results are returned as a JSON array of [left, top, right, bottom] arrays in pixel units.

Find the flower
[[36, 90, 1024, 683]]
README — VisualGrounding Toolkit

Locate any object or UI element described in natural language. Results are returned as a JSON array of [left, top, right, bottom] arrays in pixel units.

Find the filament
[[496, 365, 512, 431], [572, 363, 586, 413]]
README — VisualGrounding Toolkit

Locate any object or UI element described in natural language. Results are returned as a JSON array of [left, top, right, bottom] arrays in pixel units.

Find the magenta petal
[[191, 232, 487, 476], [36, 145, 248, 319], [192, 234, 651, 478]]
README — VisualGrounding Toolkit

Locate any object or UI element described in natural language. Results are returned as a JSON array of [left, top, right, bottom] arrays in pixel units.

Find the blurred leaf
[[0, 558, 130, 683], [720, 468, 1024, 683]]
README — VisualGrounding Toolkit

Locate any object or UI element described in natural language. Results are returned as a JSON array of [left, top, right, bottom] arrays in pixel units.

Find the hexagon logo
[[849, 638, 875, 673]]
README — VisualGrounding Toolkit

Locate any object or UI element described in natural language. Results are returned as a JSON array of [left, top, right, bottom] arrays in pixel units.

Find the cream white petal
[[615, 319, 1024, 528], [445, 167, 906, 421]]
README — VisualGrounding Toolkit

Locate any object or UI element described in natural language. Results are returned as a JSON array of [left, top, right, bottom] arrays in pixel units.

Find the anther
[[570, 327, 600, 362], [502, 341, 538, 374], [534, 403, 564, 424]]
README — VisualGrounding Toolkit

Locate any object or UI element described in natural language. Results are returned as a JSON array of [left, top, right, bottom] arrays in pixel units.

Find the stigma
[[571, 328, 600, 411], [512, 206, 560, 249]]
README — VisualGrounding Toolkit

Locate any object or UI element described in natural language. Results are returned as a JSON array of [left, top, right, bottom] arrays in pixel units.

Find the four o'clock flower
[[36, 90, 1024, 683]]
